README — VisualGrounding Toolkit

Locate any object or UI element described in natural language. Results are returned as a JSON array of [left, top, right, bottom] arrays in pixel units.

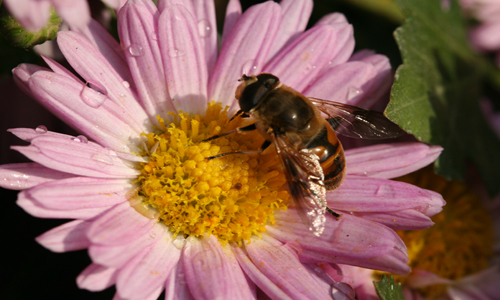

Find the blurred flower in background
[[336, 167, 500, 300]]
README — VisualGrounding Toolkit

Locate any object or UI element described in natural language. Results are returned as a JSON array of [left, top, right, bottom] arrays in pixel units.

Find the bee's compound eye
[[257, 73, 279, 89]]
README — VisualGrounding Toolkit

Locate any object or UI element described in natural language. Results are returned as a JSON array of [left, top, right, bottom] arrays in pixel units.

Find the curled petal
[[269, 210, 410, 274], [0, 162, 73, 190], [183, 235, 256, 300], [36, 219, 91, 252], [12, 63, 50, 97], [327, 175, 445, 217], [345, 143, 443, 179]]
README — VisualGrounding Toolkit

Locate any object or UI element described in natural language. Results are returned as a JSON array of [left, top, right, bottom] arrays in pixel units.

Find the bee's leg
[[202, 123, 257, 142], [326, 207, 341, 220], [229, 110, 250, 122], [206, 139, 270, 160]]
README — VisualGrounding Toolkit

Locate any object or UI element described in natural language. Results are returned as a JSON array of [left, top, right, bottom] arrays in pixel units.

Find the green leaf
[[386, 0, 500, 196], [0, 5, 60, 48], [373, 275, 405, 300]]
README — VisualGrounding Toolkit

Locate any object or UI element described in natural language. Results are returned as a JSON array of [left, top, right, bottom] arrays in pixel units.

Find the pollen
[[390, 167, 494, 298], [135, 102, 289, 245]]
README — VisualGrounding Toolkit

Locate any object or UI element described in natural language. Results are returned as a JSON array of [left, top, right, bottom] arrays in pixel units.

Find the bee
[[205, 73, 405, 236]]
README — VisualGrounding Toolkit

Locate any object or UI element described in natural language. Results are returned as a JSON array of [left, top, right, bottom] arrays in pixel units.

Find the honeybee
[[205, 73, 405, 236]]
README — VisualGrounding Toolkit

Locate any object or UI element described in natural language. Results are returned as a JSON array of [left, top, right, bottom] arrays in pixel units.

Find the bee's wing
[[271, 132, 327, 236], [309, 97, 406, 139]]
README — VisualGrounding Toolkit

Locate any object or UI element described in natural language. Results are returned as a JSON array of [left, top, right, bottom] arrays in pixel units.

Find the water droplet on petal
[[197, 19, 212, 38], [168, 48, 186, 57], [122, 81, 130, 88], [80, 86, 107, 108], [128, 44, 144, 57], [88, 81, 108, 95], [241, 60, 258, 75], [35, 125, 47, 134], [151, 32, 158, 41], [347, 86, 362, 102], [90, 153, 114, 165], [149, 232, 157, 239], [73, 135, 88, 143], [173, 235, 186, 249]]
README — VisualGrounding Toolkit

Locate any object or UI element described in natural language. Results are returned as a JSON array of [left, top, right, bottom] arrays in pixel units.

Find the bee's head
[[235, 73, 280, 112]]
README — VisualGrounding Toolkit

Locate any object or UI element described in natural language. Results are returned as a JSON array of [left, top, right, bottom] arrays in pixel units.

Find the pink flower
[[335, 169, 500, 300], [3, 0, 127, 31], [459, 0, 500, 67], [0, 0, 444, 299]]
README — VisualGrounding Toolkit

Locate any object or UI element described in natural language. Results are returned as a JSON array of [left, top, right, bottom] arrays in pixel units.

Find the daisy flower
[[3, 0, 126, 31], [336, 167, 500, 300], [0, 0, 445, 299]]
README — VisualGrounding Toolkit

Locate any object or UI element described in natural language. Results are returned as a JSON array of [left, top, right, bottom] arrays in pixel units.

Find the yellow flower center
[[134, 102, 289, 245], [391, 167, 494, 298]]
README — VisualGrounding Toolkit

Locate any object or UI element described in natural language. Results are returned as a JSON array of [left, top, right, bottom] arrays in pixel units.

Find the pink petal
[[77, 263, 118, 291], [354, 209, 435, 230], [74, 19, 134, 87], [17, 190, 109, 219], [24, 177, 132, 210], [316, 14, 355, 70], [88, 223, 166, 268], [303, 61, 377, 105], [348, 51, 393, 109], [12, 63, 50, 97], [242, 234, 333, 300], [53, 0, 91, 30], [12, 136, 139, 178], [327, 175, 445, 216], [42, 56, 82, 82], [183, 235, 255, 300], [345, 143, 443, 179], [267, 0, 313, 61], [158, 4, 208, 115], [3, 0, 51, 31], [470, 21, 500, 51], [405, 269, 454, 288], [116, 228, 181, 299], [0, 162, 73, 190], [221, 0, 242, 47], [165, 260, 196, 300], [28, 71, 144, 153], [113, 285, 164, 300], [86, 202, 157, 246], [191, 0, 218, 74], [101, 0, 127, 10], [263, 24, 346, 93], [118, 0, 177, 123], [208, 1, 281, 108], [269, 210, 410, 274], [36, 219, 91, 252], [57, 31, 150, 129]]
